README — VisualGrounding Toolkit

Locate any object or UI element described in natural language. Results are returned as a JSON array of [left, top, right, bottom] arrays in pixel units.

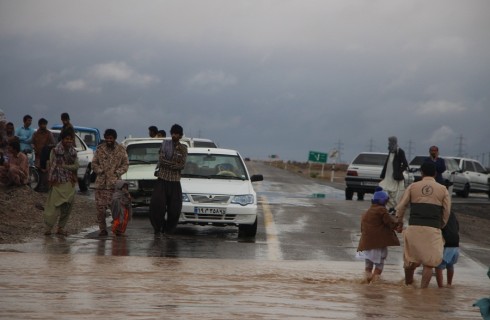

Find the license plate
[[362, 181, 378, 186], [194, 207, 226, 215]]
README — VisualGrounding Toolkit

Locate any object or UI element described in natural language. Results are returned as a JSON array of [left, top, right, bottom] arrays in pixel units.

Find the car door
[[444, 158, 467, 193], [471, 161, 490, 192], [72, 134, 93, 177]]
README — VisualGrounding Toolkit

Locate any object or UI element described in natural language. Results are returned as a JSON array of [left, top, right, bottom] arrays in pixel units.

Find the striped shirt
[[156, 141, 187, 181]]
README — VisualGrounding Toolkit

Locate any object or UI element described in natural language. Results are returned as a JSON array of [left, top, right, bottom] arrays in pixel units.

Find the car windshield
[[50, 132, 85, 150], [79, 132, 97, 148], [126, 143, 160, 163], [182, 153, 248, 180], [445, 158, 459, 172], [409, 156, 428, 166], [352, 154, 386, 166]]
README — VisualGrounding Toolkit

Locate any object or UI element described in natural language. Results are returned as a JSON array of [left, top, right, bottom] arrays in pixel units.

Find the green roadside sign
[[308, 151, 328, 163]]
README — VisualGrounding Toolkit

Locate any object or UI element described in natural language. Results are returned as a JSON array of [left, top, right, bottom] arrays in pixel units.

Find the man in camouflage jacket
[[92, 129, 129, 236]]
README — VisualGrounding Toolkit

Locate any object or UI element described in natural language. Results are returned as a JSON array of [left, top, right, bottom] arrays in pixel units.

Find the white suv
[[121, 138, 263, 237], [445, 157, 490, 197]]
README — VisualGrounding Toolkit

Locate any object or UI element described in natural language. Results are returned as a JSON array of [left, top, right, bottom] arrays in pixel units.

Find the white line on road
[[260, 196, 283, 261]]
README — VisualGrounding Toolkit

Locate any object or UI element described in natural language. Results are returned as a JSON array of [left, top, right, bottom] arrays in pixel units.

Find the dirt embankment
[[0, 186, 96, 244]]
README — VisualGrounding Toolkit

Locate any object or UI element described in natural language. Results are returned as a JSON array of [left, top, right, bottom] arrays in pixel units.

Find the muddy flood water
[[1, 250, 488, 319]]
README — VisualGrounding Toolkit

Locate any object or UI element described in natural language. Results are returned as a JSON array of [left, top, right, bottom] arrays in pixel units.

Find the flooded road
[[1, 161, 489, 319], [1, 252, 487, 319]]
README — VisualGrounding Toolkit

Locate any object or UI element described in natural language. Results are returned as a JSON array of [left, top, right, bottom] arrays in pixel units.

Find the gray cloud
[[1, 0, 490, 164]]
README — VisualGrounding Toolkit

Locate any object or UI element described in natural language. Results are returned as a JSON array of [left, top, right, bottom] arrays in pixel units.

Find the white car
[[121, 136, 216, 148], [408, 156, 471, 197], [345, 152, 388, 200], [50, 129, 94, 191], [121, 138, 263, 237], [445, 157, 490, 197]]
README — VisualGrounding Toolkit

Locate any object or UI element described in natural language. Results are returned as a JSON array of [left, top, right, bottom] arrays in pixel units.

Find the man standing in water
[[395, 162, 450, 288], [149, 124, 187, 237]]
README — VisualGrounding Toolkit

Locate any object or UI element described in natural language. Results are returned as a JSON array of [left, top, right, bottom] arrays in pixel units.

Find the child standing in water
[[357, 187, 400, 283], [111, 180, 132, 236], [436, 211, 459, 287]]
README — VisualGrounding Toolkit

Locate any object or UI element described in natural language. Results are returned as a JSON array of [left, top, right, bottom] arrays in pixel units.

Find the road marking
[[260, 196, 283, 261]]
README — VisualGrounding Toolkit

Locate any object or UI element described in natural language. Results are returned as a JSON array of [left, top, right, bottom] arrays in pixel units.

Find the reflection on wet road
[[0, 161, 489, 319], [1, 252, 487, 319]]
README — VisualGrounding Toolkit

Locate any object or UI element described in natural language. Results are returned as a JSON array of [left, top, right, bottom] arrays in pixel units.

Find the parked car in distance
[[445, 157, 490, 198], [50, 129, 94, 192], [121, 136, 216, 148], [408, 156, 471, 197], [345, 152, 387, 200], [51, 125, 102, 151], [121, 138, 263, 237]]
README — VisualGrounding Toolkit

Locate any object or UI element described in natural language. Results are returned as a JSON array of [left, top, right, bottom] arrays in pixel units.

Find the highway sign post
[[308, 151, 328, 177]]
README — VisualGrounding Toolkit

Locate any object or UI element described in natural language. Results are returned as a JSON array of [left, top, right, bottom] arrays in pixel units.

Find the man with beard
[[150, 124, 187, 237], [424, 145, 446, 185], [92, 129, 129, 236], [379, 136, 409, 212]]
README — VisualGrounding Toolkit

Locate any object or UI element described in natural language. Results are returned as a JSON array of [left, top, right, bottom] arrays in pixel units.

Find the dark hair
[[23, 114, 32, 122], [170, 124, 183, 136], [420, 162, 436, 177], [429, 145, 439, 151], [104, 128, 118, 139], [158, 130, 166, 137], [60, 127, 75, 140], [38, 118, 48, 125], [6, 122, 14, 127], [148, 126, 158, 132], [9, 140, 21, 152], [61, 112, 70, 121]]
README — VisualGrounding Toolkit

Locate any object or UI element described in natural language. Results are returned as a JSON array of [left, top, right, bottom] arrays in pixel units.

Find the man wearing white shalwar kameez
[[379, 136, 409, 211]]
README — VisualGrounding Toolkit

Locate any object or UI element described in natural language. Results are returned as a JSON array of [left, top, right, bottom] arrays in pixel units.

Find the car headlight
[[182, 193, 190, 202], [125, 180, 138, 191], [231, 194, 254, 206]]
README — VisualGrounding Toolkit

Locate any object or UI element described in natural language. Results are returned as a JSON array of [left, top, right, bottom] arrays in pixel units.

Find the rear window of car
[[193, 141, 217, 148], [352, 154, 386, 166]]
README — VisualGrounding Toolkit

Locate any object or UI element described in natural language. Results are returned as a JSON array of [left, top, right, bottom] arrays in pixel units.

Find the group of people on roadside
[[357, 136, 459, 289], [1, 109, 188, 241], [90, 123, 187, 238]]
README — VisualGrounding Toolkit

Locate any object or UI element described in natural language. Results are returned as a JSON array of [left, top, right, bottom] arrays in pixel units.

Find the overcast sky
[[1, 0, 489, 164]]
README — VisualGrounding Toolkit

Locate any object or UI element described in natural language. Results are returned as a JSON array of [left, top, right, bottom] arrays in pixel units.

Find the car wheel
[[78, 167, 91, 192], [461, 184, 470, 198], [357, 192, 365, 201], [345, 188, 354, 200], [238, 217, 257, 237]]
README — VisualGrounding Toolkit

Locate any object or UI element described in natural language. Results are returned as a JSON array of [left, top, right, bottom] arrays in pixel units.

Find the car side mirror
[[251, 174, 264, 182]]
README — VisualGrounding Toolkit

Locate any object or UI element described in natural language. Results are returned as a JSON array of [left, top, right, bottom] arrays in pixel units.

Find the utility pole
[[406, 139, 416, 161], [455, 134, 465, 157], [367, 138, 375, 152], [335, 139, 344, 163]]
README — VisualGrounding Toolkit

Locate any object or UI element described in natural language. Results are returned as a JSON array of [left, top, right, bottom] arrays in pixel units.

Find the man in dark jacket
[[379, 136, 409, 212]]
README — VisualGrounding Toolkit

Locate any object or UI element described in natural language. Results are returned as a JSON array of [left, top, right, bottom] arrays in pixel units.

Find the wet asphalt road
[[1, 160, 489, 266], [1, 161, 489, 319]]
